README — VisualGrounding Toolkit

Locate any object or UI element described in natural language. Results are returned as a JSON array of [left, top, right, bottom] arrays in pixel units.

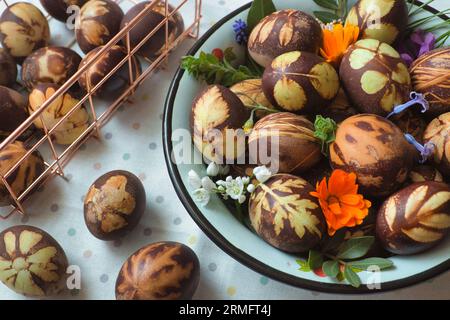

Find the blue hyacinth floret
[[233, 19, 248, 45]]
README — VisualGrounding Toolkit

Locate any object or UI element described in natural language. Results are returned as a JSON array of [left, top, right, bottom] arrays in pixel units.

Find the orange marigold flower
[[320, 23, 359, 67], [310, 169, 371, 236]]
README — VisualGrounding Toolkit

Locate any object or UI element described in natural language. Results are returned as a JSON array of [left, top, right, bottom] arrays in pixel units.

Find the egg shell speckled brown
[[319, 88, 358, 123], [423, 112, 450, 177], [248, 9, 322, 68], [120, 1, 184, 59], [0, 2, 50, 63], [0, 48, 17, 87], [249, 174, 326, 253], [339, 39, 411, 116], [248, 112, 322, 174], [22, 47, 82, 91], [76, 0, 124, 53], [191, 84, 250, 163], [410, 47, 450, 117], [115, 241, 200, 300], [409, 165, 444, 183], [330, 114, 414, 197], [0, 141, 45, 207], [345, 0, 408, 45], [0, 86, 28, 141], [376, 181, 450, 255], [0, 225, 68, 297], [40, 0, 88, 22], [78, 45, 142, 99], [84, 170, 146, 240], [262, 51, 339, 114], [230, 79, 276, 119]]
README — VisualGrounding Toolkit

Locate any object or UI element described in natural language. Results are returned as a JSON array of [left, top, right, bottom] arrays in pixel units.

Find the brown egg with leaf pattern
[[0, 2, 50, 63], [248, 112, 322, 174], [115, 241, 200, 300], [230, 79, 275, 119], [84, 170, 146, 240], [249, 174, 326, 253], [345, 0, 408, 45], [0, 48, 17, 87], [409, 165, 444, 184], [330, 114, 414, 197], [320, 88, 358, 124], [423, 112, 450, 177], [76, 0, 124, 53], [40, 0, 88, 22], [376, 181, 450, 255], [339, 39, 411, 116], [248, 10, 322, 67], [0, 225, 68, 296], [262, 51, 340, 114]]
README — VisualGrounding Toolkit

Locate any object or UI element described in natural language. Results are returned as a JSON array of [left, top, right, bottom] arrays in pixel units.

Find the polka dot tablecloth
[[1, 0, 449, 300]]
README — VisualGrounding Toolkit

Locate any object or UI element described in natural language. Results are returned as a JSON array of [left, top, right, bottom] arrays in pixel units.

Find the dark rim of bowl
[[163, 1, 450, 294]]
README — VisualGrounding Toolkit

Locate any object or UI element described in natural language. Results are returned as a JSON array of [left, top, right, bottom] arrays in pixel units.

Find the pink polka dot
[[94, 163, 101, 170], [83, 250, 92, 258], [132, 123, 141, 130]]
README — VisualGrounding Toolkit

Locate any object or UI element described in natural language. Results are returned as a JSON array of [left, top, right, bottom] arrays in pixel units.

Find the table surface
[[1, 0, 449, 300]]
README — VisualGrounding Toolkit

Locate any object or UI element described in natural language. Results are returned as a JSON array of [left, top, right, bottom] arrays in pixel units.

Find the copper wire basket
[[0, 0, 202, 219]]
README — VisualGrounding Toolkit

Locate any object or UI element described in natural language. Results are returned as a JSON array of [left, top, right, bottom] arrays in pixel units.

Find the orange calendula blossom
[[310, 169, 371, 236], [320, 23, 359, 67]]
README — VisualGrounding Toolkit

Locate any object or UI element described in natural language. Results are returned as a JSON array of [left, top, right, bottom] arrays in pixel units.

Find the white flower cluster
[[188, 163, 272, 207]]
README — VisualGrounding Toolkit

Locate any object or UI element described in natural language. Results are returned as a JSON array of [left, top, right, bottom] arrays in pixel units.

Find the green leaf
[[296, 259, 311, 272], [247, 0, 277, 31], [314, 115, 337, 155], [313, 10, 339, 23], [322, 260, 340, 278], [337, 236, 375, 260], [344, 265, 361, 288], [313, 0, 338, 10], [348, 258, 394, 270], [336, 271, 345, 282], [308, 250, 324, 270]]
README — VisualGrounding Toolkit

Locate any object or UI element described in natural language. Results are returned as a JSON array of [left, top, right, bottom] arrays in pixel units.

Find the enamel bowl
[[163, 0, 450, 293]]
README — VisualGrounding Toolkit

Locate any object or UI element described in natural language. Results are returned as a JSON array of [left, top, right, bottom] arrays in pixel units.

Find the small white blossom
[[192, 188, 210, 206], [201, 176, 216, 192], [253, 166, 272, 183], [206, 162, 220, 177], [242, 176, 250, 184], [226, 176, 233, 182], [247, 184, 255, 193], [223, 177, 245, 200], [217, 185, 225, 192], [238, 195, 246, 204], [219, 165, 230, 175], [216, 180, 225, 187], [188, 170, 202, 189]]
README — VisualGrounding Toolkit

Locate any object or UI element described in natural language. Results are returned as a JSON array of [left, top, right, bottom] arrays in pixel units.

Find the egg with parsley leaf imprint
[[339, 39, 411, 116], [0, 225, 68, 297], [345, 0, 408, 45], [249, 174, 326, 253], [230, 79, 275, 119], [376, 181, 450, 255], [330, 114, 414, 197], [248, 10, 322, 68], [262, 51, 339, 114], [423, 112, 450, 177], [191, 84, 250, 163]]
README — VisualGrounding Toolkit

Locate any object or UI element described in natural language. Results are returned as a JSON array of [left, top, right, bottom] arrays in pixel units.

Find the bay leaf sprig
[[247, 0, 277, 31], [313, 0, 349, 23], [297, 236, 394, 288], [181, 47, 259, 87]]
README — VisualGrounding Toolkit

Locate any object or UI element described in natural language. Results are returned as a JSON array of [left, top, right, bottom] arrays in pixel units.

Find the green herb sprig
[[313, 0, 349, 23], [314, 115, 337, 156]]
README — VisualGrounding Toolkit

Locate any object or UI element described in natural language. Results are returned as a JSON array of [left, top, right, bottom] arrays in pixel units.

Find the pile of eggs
[[190, 0, 450, 260]]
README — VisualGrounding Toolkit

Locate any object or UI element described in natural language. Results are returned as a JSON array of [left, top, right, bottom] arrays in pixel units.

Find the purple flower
[[404, 134, 435, 164], [397, 29, 436, 67], [233, 19, 248, 45], [386, 91, 429, 118]]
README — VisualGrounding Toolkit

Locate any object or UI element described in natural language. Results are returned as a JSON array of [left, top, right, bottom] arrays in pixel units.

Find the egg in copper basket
[[423, 112, 450, 177], [115, 241, 200, 300], [409, 165, 444, 184], [262, 51, 339, 114], [248, 10, 322, 67], [40, 0, 88, 22], [28, 83, 90, 145], [248, 112, 322, 174], [339, 39, 411, 116], [410, 47, 450, 117], [78, 45, 142, 99], [76, 0, 124, 53], [0, 48, 17, 87], [330, 114, 414, 197], [120, 1, 184, 59], [84, 170, 146, 240], [345, 0, 408, 45], [0, 86, 29, 141], [22, 47, 82, 91], [230, 79, 275, 119], [249, 174, 326, 252], [0, 141, 45, 207], [0, 225, 68, 296], [0, 2, 50, 63], [376, 181, 450, 255], [191, 84, 250, 163]]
